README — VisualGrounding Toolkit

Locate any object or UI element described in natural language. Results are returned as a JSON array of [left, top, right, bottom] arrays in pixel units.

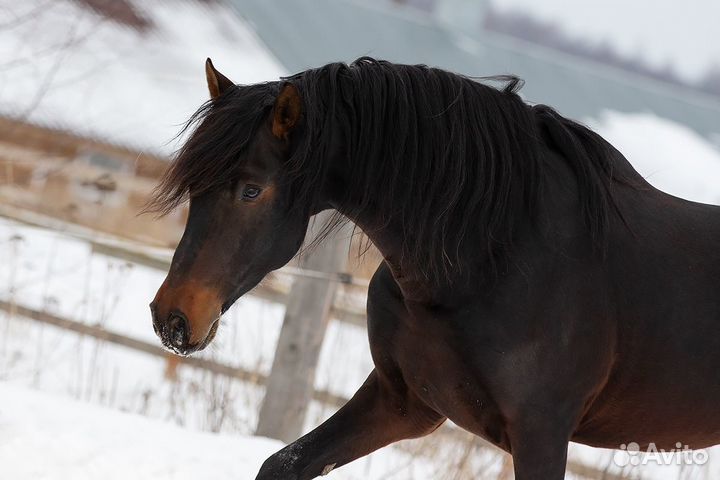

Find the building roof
[[228, 0, 720, 139]]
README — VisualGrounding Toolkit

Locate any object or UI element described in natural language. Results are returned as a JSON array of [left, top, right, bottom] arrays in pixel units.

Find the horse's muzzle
[[150, 303, 190, 354], [152, 305, 219, 356], [149, 280, 222, 356]]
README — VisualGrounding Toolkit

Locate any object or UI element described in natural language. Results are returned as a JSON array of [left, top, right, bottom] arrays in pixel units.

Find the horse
[[148, 57, 720, 479]]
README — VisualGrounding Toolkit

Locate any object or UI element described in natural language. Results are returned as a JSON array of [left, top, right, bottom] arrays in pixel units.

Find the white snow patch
[[0, 381, 284, 479], [591, 110, 720, 205]]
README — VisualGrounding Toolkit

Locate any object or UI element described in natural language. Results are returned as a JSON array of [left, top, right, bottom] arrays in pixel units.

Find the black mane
[[150, 57, 620, 279]]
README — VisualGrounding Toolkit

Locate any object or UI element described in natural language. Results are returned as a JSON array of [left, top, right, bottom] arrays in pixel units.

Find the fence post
[[255, 212, 350, 443]]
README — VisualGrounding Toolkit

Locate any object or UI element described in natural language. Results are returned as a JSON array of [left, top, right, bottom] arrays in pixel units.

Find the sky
[[492, 0, 720, 81]]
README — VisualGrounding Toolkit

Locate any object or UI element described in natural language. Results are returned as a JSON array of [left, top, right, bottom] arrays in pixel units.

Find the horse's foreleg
[[255, 369, 445, 480], [507, 411, 573, 480]]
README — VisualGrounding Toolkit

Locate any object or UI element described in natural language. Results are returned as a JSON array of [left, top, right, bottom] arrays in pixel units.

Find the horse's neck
[[327, 131, 647, 303], [333, 198, 483, 303]]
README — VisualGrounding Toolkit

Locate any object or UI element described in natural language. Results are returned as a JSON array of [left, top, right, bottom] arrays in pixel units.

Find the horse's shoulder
[[368, 262, 402, 302], [366, 262, 409, 332]]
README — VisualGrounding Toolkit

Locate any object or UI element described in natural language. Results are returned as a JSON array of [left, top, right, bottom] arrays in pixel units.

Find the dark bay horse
[[149, 57, 720, 479]]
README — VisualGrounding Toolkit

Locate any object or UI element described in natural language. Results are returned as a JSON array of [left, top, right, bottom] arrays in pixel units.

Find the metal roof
[[228, 0, 720, 139]]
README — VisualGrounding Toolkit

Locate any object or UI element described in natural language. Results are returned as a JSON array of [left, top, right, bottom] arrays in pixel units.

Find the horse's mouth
[[196, 318, 220, 351]]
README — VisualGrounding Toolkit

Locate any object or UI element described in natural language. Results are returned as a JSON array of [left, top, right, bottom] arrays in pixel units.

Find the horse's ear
[[271, 83, 302, 140], [205, 58, 234, 99]]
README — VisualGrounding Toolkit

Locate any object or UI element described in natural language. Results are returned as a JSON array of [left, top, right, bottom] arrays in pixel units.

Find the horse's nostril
[[167, 313, 189, 349]]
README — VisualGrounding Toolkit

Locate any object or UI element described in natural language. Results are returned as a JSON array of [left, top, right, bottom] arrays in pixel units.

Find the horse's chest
[[370, 302, 461, 394], [376, 309, 507, 446], [394, 320, 460, 394]]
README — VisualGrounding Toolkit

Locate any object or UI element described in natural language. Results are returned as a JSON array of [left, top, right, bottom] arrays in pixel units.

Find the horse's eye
[[241, 185, 262, 200]]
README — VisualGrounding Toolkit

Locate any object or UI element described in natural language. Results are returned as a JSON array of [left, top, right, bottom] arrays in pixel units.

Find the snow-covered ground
[[0, 382, 284, 480]]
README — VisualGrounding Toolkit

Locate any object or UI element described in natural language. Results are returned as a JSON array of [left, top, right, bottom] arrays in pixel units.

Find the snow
[[591, 110, 720, 205], [0, 0, 286, 155], [0, 381, 283, 480], [2, 359, 718, 479], [492, 0, 720, 82]]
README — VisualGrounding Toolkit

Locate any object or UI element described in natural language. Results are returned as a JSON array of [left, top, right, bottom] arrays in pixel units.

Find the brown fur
[[205, 58, 235, 100], [152, 279, 221, 346], [271, 84, 302, 140]]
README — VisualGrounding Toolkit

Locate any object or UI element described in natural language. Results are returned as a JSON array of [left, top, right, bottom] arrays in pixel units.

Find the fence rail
[[0, 204, 369, 328], [0, 299, 349, 408]]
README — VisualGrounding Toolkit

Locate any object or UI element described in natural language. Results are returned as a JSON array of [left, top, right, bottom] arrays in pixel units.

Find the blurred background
[[0, 0, 719, 479]]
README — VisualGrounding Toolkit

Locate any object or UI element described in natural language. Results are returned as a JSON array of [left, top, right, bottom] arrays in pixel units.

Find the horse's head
[[150, 59, 312, 355]]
